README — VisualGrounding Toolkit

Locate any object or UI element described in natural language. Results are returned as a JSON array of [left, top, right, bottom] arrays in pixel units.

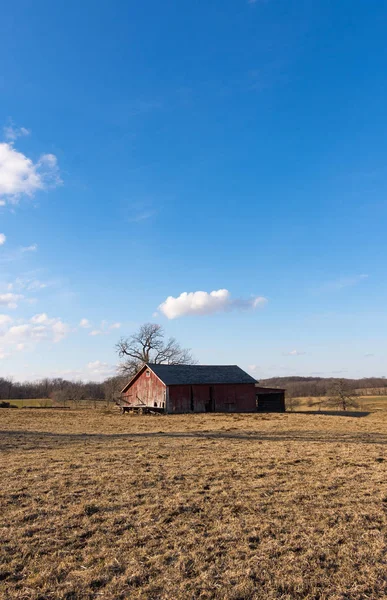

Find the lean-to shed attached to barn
[[255, 385, 286, 412]]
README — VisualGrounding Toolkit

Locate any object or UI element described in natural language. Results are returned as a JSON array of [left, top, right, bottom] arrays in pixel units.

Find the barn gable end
[[121, 365, 166, 410]]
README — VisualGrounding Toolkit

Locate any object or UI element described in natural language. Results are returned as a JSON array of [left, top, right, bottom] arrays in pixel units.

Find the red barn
[[120, 363, 257, 413]]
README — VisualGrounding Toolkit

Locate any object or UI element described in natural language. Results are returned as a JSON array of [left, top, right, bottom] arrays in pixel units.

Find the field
[[1, 410, 387, 599], [292, 396, 387, 413], [4, 399, 108, 409], [4, 399, 54, 408]]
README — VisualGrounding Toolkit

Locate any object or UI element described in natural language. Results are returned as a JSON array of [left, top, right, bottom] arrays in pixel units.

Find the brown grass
[[1, 409, 387, 599], [292, 395, 387, 413]]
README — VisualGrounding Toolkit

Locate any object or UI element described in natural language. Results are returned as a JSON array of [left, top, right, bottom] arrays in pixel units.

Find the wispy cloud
[[126, 100, 162, 118], [0, 293, 23, 309], [0, 234, 6, 246], [3, 120, 31, 142], [7, 277, 47, 292], [283, 350, 306, 356], [79, 318, 91, 329], [21, 244, 37, 253], [88, 319, 121, 336], [158, 289, 268, 319], [319, 274, 368, 292], [87, 360, 116, 377], [128, 209, 157, 223]]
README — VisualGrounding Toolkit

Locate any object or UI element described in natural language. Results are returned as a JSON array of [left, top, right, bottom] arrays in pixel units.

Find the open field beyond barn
[[292, 396, 387, 413], [4, 399, 54, 408], [1, 410, 387, 599]]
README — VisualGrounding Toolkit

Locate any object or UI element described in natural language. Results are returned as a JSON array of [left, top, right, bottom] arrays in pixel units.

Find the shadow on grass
[[291, 410, 370, 418], [1, 427, 387, 451]]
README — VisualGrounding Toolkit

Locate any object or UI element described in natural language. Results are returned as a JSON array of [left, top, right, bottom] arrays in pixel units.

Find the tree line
[[260, 376, 387, 398], [0, 376, 127, 403]]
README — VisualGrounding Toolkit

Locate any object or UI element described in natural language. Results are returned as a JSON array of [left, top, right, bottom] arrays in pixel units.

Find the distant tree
[[0, 377, 13, 400], [116, 323, 196, 377], [324, 379, 359, 411], [50, 388, 72, 408], [307, 396, 323, 412], [103, 375, 127, 407], [68, 382, 84, 408], [286, 394, 296, 412]]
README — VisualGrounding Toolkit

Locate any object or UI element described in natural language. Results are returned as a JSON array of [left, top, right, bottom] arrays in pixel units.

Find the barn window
[[146, 370, 150, 378]]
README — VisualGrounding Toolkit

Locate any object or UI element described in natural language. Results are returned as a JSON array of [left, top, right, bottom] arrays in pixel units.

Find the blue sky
[[1, 0, 387, 381]]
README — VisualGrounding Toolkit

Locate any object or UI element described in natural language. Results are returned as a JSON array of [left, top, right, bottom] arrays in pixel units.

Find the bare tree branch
[[116, 323, 196, 378], [324, 379, 359, 411]]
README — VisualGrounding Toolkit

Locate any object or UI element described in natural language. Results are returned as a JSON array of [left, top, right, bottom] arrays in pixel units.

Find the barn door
[[190, 386, 194, 412], [205, 386, 215, 412]]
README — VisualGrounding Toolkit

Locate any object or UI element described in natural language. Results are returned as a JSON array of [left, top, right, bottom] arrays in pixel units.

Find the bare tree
[[103, 375, 127, 408], [116, 323, 196, 377], [324, 379, 359, 411], [307, 396, 324, 412], [51, 388, 71, 408]]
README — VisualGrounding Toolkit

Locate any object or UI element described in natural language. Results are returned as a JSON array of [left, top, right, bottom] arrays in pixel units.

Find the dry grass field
[[292, 396, 387, 413], [1, 409, 387, 599], [5, 399, 54, 408]]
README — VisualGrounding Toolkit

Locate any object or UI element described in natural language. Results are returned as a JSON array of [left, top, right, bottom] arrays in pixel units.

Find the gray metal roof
[[148, 363, 257, 385]]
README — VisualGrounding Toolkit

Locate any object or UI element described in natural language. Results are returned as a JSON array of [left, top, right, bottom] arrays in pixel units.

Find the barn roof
[[147, 363, 257, 386]]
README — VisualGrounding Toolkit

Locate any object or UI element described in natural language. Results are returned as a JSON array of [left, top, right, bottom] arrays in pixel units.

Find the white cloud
[[0, 348, 8, 359], [0, 293, 23, 309], [0, 141, 61, 205], [30, 313, 49, 324], [110, 322, 121, 329], [87, 360, 115, 377], [21, 244, 37, 252], [283, 350, 306, 356], [3, 121, 31, 142], [79, 318, 91, 329], [0, 314, 13, 328], [0, 313, 69, 350], [89, 329, 102, 336], [158, 289, 268, 319], [0, 233, 6, 245]]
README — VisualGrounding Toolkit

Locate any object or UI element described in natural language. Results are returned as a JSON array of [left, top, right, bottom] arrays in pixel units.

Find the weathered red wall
[[168, 384, 256, 413], [122, 369, 166, 408]]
